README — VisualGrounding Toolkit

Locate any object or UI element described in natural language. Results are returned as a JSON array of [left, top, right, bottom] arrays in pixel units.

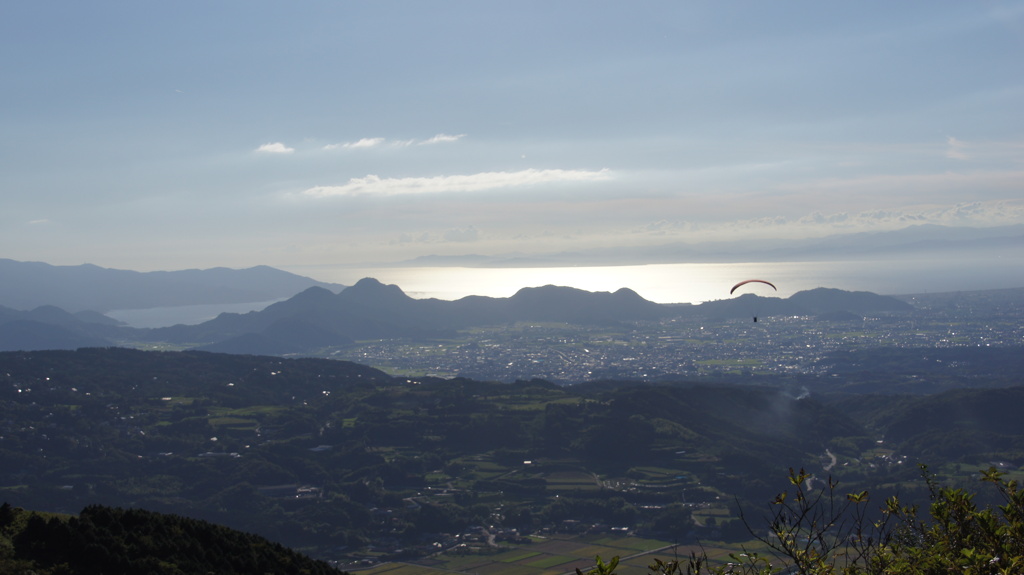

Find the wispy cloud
[[255, 142, 295, 154], [419, 133, 465, 145], [323, 133, 465, 150], [324, 137, 386, 150], [626, 200, 1024, 247], [774, 169, 1024, 198], [722, 200, 1024, 237], [302, 168, 612, 198], [442, 226, 480, 242], [946, 136, 968, 160]]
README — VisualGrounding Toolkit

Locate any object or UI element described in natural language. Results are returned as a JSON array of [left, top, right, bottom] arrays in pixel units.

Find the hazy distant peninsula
[[0, 259, 346, 313]]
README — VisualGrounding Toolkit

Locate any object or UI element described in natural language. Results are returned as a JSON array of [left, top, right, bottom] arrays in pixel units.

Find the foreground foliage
[[581, 466, 1024, 574], [5, 467, 1022, 575], [0, 502, 344, 574]]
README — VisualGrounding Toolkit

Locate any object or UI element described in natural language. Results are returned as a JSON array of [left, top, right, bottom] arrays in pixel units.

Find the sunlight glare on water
[[294, 256, 1023, 304], [111, 255, 1022, 327]]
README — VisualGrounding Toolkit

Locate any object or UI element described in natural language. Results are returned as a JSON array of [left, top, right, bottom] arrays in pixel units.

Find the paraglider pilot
[[729, 280, 777, 323]]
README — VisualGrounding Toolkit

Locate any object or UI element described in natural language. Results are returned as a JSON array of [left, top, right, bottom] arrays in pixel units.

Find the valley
[[2, 331, 1023, 571], [1, 284, 1022, 572], [315, 288, 1022, 385]]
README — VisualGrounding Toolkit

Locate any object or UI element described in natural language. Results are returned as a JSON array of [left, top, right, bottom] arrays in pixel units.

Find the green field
[[354, 535, 679, 575]]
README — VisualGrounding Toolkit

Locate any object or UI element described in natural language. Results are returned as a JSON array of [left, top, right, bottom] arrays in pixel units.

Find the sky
[[2, 1, 1023, 274]]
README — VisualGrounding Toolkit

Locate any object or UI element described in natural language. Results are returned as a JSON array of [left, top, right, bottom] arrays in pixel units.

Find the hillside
[[1, 347, 1021, 564], [0, 259, 345, 313], [0, 348, 860, 557], [830, 385, 1024, 459], [0, 503, 343, 574], [153, 279, 669, 350]]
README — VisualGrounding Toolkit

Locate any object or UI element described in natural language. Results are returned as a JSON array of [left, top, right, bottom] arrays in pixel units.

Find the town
[[322, 289, 1024, 384]]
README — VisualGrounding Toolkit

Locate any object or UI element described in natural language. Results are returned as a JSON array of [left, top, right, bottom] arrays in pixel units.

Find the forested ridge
[[0, 502, 344, 574]]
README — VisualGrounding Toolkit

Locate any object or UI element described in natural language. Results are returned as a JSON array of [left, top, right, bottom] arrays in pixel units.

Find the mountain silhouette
[[0, 276, 916, 354], [788, 287, 913, 314], [0, 259, 345, 313], [140, 278, 913, 354], [0, 305, 120, 351]]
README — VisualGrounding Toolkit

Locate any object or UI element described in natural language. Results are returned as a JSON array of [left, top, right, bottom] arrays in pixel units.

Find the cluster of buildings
[[329, 300, 1022, 383]]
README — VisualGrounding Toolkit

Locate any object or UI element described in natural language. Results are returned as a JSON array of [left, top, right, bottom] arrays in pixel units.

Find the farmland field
[[354, 534, 677, 575]]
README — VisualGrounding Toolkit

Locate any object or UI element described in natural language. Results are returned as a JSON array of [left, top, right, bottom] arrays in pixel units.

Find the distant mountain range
[[0, 276, 913, 355], [0, 259, 345, 313]]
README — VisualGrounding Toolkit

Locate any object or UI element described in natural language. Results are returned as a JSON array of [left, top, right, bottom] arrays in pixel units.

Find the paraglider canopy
[[729, 279, 777, 295], [729, 279, 777, 322]]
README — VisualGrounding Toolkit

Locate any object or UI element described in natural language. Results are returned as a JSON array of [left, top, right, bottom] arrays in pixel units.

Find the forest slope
[[0, 502, 344, 574]]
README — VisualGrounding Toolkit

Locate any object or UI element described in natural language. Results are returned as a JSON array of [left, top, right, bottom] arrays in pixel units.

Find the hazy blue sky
[[3, 1, 1022, 272]]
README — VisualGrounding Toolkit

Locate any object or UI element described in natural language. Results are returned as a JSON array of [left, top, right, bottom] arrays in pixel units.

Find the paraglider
[[729, 279, 777, 322], [729, 279, 777, 295]]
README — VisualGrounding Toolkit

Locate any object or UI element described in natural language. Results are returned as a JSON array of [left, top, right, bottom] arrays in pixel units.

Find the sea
[[110, 255, 1023, 328], [296, 255, 1023, 304]]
